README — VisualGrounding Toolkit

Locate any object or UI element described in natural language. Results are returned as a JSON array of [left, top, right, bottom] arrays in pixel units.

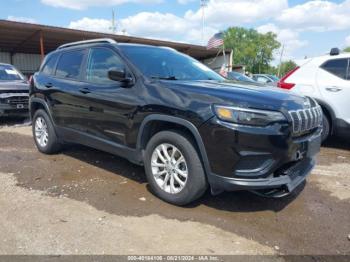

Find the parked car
[[277, 48, 350, 142], [30, 39, 322, 205], [0, 63, 29, 117], [226, 71, 265, 86], [253, 74, 279, 86]]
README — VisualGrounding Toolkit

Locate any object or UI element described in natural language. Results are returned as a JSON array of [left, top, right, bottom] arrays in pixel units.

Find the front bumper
[[0, 93, 29, 116], [208, 157, 315, 197], [199, 117, 322, 196]]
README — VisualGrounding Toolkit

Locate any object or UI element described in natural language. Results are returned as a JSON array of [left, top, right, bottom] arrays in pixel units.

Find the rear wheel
[[321, 112, 330, 143], [32, 109, 62, 154], [144, 130, 208, 205]]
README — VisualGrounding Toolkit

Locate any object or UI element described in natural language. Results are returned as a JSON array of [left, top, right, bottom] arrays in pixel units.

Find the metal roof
[[0, 20, 224, 60]]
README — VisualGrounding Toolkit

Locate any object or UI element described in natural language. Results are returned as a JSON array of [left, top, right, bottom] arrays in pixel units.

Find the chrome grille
[[289, 106, 322, 134]]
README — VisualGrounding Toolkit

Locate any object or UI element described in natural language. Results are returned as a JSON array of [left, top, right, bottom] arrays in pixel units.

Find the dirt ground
[[0, 118, 349, 256]]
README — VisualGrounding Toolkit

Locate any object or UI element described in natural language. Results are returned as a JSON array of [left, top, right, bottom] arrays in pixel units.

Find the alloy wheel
[[34, 116, 49, 147], [151, 143, 188, 194]]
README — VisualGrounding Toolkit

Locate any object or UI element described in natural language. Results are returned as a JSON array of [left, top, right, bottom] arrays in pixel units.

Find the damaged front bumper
[[0, 92, 29, 116]]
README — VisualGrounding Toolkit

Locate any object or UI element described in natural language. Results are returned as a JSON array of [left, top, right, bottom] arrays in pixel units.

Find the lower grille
[[289, 106, 322, 135], [276, 158, 312, 179], [6, 97, 29, 105]]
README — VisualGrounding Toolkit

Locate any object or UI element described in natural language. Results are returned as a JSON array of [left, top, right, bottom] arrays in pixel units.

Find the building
[[0, 20, 232, 77]]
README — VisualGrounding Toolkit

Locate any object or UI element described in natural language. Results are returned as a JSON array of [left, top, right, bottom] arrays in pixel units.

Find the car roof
[[297, 52, 350, 66]]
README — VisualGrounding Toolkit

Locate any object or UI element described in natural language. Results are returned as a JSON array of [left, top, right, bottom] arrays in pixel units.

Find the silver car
[[252, 74, 280, 86]]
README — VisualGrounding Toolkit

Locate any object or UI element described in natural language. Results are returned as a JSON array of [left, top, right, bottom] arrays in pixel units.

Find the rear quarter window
[[41, 53, 59, 75], [320, 58, 349, 80]]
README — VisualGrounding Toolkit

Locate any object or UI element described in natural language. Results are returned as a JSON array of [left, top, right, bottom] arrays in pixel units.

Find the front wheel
[[144, 130, 208, 206]]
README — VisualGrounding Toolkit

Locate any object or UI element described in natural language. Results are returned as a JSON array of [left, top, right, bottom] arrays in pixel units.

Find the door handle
[[79, 88, 91, 94], [45, 83, 53, 88], [325, 86, 342, 92]]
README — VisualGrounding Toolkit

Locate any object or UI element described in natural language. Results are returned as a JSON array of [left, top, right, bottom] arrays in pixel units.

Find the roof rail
[[57, 38, 117, 50]]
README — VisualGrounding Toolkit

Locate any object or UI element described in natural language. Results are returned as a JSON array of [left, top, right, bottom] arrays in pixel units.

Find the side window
[[86, 48, 125, 84], [56, 50, 85, 80], [321, 58, 349, 80], [42, 53, 59, 75], [257, 76, 268, 83]]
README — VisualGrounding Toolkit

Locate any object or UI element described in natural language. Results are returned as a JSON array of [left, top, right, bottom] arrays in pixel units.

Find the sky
[[2, 0, 350, 62]]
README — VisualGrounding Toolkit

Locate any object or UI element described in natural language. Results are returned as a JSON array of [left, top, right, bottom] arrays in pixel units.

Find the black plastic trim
[[57, 126, 142, 165], [137, 114, 212, 177], [29, 97, 54, 122], [209, 158, 315, 193]]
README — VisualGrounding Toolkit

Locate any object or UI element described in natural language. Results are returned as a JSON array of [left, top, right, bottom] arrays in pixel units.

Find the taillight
[[277, 66, 299, 90]]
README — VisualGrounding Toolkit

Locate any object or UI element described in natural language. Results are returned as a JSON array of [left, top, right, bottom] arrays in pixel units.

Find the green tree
[[344, 47, 350, 52], [224, 27, 281, 74], [278, 60, 298, 77]]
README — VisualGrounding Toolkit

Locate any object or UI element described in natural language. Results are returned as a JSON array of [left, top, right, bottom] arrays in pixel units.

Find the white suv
[[277, 48, 350, 142]]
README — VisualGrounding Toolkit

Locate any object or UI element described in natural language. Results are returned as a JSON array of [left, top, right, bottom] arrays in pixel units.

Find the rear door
[[49, 49, 89, 132], [317, 58, 350, 124]]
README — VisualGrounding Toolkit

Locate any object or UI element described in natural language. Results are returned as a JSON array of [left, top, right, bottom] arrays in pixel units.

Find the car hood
[[161, 80, 309, 112], [0, 80, 29, 91]]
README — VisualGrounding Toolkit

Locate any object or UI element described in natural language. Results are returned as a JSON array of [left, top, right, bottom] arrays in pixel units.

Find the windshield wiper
[[150, 76, 178, 80]]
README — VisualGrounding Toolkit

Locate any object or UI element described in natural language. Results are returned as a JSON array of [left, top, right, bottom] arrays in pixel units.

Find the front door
[[77, 47, 140, 146]]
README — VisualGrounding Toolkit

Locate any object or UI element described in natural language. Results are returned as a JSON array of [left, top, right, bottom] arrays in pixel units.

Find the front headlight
[[213, 105, 286, 126]]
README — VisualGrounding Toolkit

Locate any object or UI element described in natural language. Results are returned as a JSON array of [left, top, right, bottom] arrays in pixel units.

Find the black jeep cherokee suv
[[30, 39, 322, 205]]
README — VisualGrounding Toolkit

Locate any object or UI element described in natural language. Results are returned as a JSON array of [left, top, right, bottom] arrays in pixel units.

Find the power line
[[110, 10, 117, 34], [277, 44, 284, 77], [200, 0, 208, 45]]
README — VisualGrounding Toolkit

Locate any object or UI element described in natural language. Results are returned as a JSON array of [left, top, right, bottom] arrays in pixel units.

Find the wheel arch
[[137, 115, 212, 176], [314, 98, 336, 135], [29, 98, 53, 121]]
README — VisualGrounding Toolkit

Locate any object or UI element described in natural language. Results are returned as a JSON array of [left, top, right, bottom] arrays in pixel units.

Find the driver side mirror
[[108, 69, 133, 86]]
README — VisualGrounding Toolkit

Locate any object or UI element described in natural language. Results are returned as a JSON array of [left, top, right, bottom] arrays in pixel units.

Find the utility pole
[[277, 44, 284, 77], [200, 0, 208, 45], [110, 10, 117, 34]]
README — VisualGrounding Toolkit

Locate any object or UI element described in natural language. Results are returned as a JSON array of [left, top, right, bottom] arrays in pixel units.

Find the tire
[[321, 112, 330, 143], [144, 130, 208, 206], [32, 109, 62, 154]]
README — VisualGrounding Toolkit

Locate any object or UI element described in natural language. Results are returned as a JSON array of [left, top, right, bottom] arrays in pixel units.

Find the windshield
[[119, 45, 224, 81], [227, 72, 255, 82], [0, 64, 24, 81]]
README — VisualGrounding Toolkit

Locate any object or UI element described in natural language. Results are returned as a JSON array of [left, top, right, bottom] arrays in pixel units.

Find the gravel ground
[[0, 118, 349, 257]]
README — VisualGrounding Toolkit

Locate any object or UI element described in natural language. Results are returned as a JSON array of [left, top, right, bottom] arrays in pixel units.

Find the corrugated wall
[[0, 52, 11, 64], [13, 53, 41, 75], [0, 52, 41, 76], [1, 51, 228, 76]]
